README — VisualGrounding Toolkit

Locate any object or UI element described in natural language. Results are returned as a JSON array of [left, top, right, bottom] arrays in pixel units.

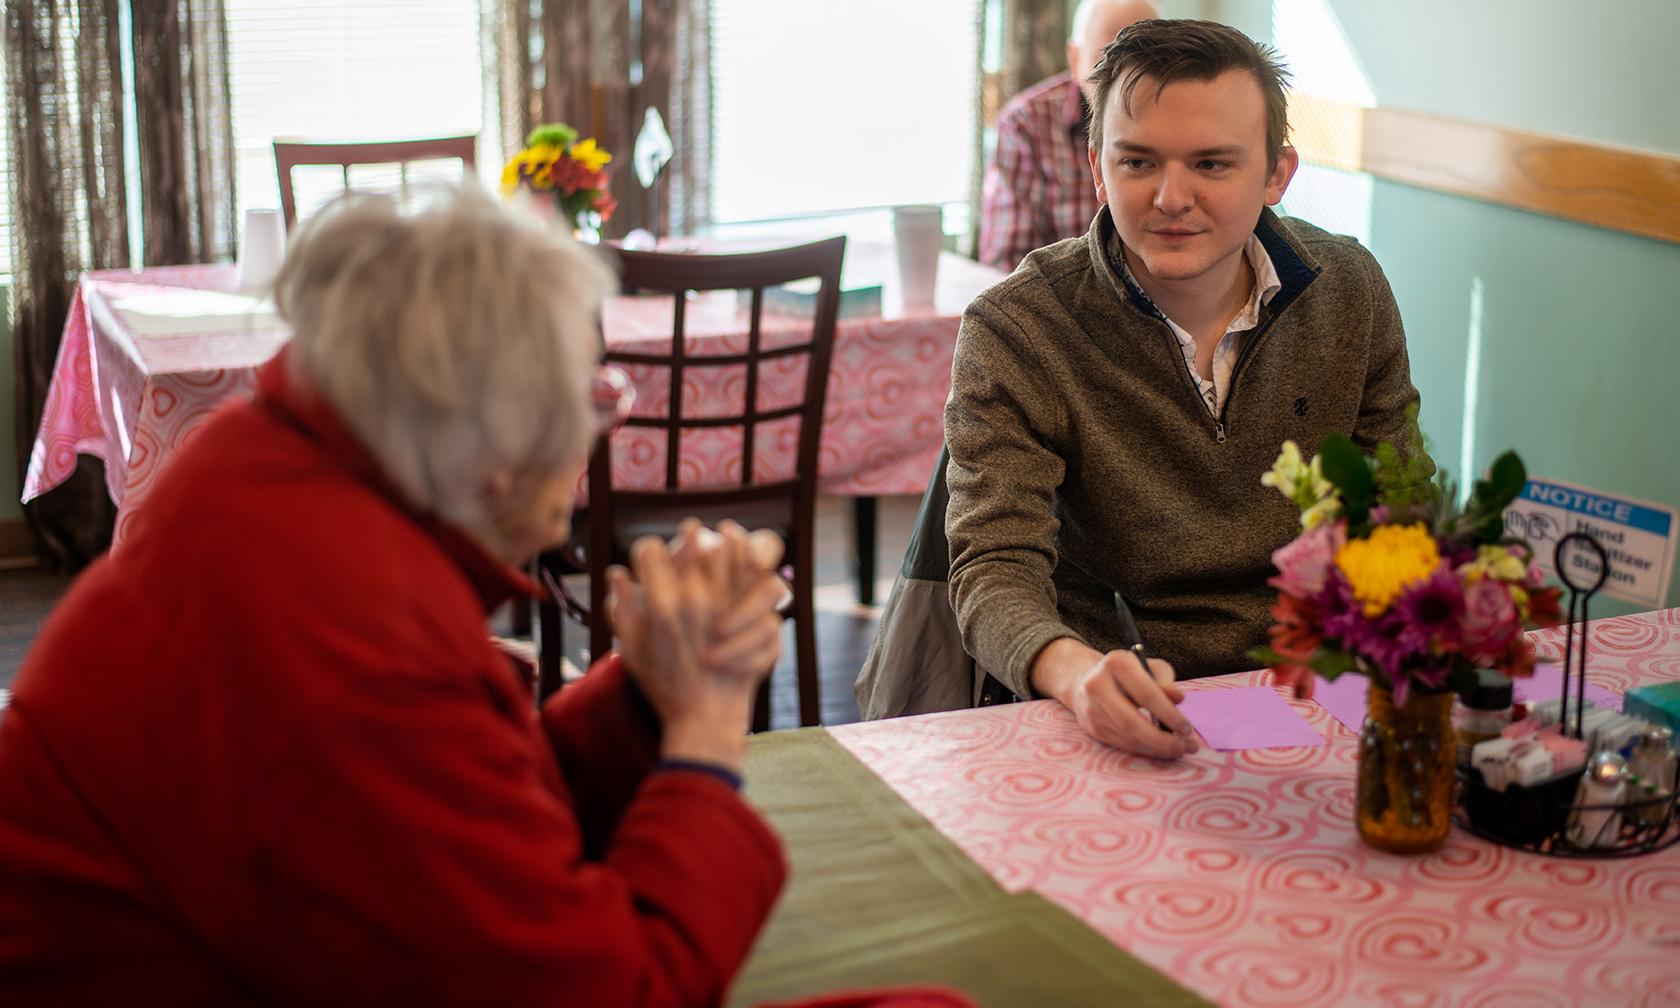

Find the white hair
[[273, 184, 614, 559]]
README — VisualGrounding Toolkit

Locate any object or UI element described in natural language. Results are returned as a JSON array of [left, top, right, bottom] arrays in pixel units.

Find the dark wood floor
[[0, 495, 919, 730]]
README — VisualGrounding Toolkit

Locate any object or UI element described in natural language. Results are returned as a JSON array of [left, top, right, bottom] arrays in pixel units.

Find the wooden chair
[[273, 135, 478, 229], [536, 236, 847, 731]]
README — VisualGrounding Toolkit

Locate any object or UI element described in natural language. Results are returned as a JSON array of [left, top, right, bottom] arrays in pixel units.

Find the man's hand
[[1029, 638, 1200, 759]]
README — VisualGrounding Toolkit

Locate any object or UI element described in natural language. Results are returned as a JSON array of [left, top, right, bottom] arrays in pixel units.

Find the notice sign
[[1503, 477, 1678, 608]]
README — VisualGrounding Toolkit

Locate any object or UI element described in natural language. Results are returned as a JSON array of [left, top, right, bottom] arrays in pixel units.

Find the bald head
[[1068, 0, 1158, 100]]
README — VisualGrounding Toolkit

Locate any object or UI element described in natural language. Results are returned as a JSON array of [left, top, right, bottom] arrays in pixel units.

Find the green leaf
[[1317, 434, 1373, 528], [1465, 451, 1527, 544], [1309, 649, 1360, 681], [1445, 663, 1480, 697], [526, 123, 578, 148]]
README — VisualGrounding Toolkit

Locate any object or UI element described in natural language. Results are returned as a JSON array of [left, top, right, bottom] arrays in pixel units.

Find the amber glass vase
[[1356, 683, 1456, 854]]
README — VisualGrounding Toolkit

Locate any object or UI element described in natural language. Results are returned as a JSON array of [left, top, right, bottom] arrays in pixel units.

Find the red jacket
[[0, 357, 787, 1005]]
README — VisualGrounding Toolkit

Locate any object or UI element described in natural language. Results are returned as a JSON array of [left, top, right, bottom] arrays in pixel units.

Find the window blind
[[708, 0, 982, 225], [225, 0, 494, 225]]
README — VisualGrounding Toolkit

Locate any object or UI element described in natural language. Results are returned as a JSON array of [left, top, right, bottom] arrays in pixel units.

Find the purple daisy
[[1393, 563, 1464, 656]]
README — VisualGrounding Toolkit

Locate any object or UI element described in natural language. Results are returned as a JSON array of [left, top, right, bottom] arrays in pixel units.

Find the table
[[23, 247, 1004, 556], [740, 610, 1680, 1007]]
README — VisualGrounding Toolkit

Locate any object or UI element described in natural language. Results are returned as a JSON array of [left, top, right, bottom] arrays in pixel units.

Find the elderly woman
[[0, 189, 965, 1007]]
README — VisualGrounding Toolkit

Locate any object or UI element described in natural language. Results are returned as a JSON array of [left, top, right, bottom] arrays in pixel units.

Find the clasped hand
[[607, 519, 788, 770]]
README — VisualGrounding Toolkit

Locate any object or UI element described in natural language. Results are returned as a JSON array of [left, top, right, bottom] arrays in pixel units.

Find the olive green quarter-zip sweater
[[945, 206, 1430, 696]]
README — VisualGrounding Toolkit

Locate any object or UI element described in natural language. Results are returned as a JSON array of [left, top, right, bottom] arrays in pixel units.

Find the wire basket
[[1451, 532, 1679, 858], [1455, 765, 1680, 857]]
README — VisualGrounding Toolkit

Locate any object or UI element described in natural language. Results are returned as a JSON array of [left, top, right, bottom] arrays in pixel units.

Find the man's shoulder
[[972, 233, 1096, 320], [1270, 214, 1382, 277], [997, 72, 1077, 128]]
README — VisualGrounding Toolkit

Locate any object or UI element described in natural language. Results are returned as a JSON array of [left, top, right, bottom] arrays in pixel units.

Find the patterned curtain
[[4, 0, 128, 569], [1000, 0, 1068, 101], [486, 0, 708, 239], [3, 0, 236, 568], [132, 0, 237, 266]]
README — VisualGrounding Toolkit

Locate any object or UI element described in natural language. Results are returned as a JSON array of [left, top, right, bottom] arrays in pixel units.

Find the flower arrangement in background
[[499, 123, 616, 233], [1252, 413, 1563, 705]]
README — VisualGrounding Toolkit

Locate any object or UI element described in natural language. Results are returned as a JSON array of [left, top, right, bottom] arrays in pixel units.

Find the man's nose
[[1153, 167, 1193, 214]]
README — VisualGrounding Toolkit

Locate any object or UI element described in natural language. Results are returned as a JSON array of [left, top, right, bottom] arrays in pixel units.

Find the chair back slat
[[273, 135, 478, 229], [741, 286, 765, 486], [664, 288, 689, 490], [605, 235, 846, 500]]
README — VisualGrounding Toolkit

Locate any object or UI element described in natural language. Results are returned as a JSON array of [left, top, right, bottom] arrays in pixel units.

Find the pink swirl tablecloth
[[22, 266, 284, 548], [24, 252, 1003, 548], [830, 610, 1680, 1008]]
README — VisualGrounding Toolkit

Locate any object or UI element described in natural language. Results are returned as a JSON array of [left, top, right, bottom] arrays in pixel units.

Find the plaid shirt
[[979, 72, 1103, 271]]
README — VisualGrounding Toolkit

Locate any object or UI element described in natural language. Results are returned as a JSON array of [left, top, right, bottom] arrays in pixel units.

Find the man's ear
[[1265, 145, 1300, 206], [1089, 144, 1107, 204]]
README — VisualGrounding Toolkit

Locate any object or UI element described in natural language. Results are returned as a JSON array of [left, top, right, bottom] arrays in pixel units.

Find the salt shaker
[[1626, 726, 1677, 828], [1567, 751, 1628, 848]]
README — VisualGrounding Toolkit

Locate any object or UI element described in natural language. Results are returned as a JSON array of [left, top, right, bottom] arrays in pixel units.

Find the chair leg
[[510, 593, 533, 638], [793, 534, 821, 728], [852, 496, 878, 605], [751, 677, 771, 734], [536, 597, 563, 703], [589, 562, 612, 667]]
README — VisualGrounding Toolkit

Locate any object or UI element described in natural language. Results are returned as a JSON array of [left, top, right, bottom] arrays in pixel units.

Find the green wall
[[1213, 0, 1680, 612]]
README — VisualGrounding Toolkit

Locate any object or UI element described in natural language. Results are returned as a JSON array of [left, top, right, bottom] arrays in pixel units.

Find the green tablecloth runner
[[728, 728, 1210, 1008]]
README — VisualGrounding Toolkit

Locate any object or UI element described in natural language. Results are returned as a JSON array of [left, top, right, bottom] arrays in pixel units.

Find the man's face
[[1089, 69, 1297, 290]]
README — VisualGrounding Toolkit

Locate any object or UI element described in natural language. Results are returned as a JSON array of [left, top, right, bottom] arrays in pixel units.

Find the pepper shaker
[[1626, 726, 1677, 828], [1567, 751, 1628, 848]]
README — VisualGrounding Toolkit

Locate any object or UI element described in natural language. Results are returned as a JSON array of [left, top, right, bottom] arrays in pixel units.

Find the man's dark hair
[[1087, 19, 1292, 167]]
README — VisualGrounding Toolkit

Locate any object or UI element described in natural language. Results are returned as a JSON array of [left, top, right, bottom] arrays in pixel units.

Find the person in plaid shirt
[[979, 0, 1157, 271]]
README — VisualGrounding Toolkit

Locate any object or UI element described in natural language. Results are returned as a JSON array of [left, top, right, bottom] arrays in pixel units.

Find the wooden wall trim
[[1289, 93, 1680, 246]]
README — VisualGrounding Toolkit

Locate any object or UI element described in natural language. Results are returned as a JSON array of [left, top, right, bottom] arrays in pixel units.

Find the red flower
[[1269, 591, 1323, 662], [1266, 592, 1323, 700], [1527, 585, 1563, 627], [591, 189, 617, 222], [1494, 633, 1538, 680]]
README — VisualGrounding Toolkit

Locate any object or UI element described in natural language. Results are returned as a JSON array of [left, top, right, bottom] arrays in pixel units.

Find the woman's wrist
[[659, 693, 754, 771]]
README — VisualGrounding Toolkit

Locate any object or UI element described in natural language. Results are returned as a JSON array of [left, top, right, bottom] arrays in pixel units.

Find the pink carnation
[[1269, 520, 1346, 598], [1460, 576, 1519, 660]]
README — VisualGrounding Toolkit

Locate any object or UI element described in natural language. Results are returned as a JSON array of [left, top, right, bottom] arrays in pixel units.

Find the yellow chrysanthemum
[[527, 143, 566, 166], [569, 138, 612, 173], [1335, 522, 1440, 616], [499, 159, 520, 195]]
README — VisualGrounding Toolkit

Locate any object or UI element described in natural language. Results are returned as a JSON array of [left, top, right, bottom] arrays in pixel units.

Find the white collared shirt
[[1122, 235, 1282, 416]]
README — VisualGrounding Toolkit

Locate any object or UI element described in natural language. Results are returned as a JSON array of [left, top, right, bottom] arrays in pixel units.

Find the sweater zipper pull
[[1215, 420, 1227, 444]]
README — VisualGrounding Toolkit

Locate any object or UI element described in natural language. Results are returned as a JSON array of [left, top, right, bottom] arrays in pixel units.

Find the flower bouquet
[[499, 123, 617, 235], [1249, 417, 1562, 852]]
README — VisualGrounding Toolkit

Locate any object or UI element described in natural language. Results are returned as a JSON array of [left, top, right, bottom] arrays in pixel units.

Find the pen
[[1113, 591, 1152, 669], [1114, 591, 1173, 734]]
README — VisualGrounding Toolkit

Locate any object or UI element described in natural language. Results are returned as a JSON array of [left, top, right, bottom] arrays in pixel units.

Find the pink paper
[[1314, 674, 1370, 734], [1512, 663, 1623, 712], [1179, 687, 1327, 751]]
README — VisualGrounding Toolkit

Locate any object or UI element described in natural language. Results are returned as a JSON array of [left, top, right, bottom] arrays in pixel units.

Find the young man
[[978, 0, 1158, 271], [945, 20, 1428, 758]]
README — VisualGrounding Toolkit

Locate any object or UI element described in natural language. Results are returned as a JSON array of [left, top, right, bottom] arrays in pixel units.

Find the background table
[[758, 610, 1679, 1007], [23, 248, 1003, 552]]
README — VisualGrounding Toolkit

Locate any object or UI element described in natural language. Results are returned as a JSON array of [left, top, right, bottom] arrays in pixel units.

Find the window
[[0, 97, 11, 278], [225, 0, 494, 225], [708, 0, 982, 234]]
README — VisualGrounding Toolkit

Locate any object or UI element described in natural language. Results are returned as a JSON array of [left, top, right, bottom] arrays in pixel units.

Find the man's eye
[[1119, 158, 1149, 170], [1198, 160, 1231, 171]]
